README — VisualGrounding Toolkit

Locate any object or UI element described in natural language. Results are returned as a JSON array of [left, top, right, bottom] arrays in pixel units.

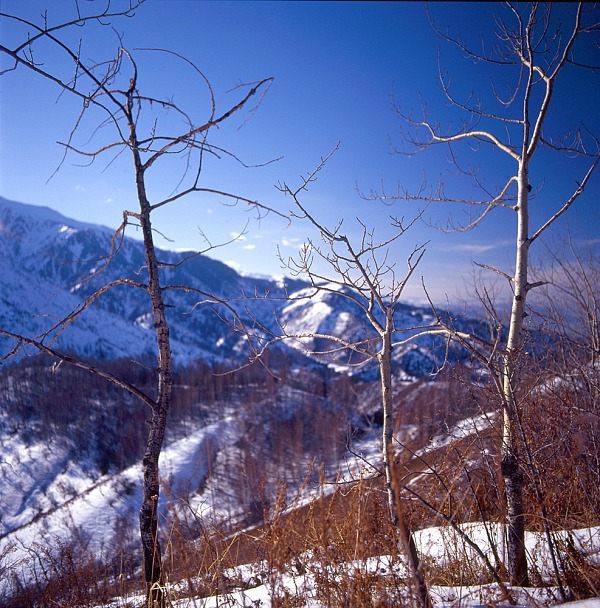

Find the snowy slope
[[0, 196, 293, 364], [0, 416, 241, 595], [1, 196, 477, 377]]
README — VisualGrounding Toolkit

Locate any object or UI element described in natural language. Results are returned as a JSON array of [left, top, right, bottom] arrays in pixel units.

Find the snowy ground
[[92, 536, 600, 608], [3, 408, 599, 606], [86, 520, 600, 607], [0, 417, 244, 597]]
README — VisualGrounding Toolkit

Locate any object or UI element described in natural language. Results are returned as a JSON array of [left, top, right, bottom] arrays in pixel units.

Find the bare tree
[[274, 150, 444, 608], [368, 2, 600, 586], [0, 3, 277, 604]]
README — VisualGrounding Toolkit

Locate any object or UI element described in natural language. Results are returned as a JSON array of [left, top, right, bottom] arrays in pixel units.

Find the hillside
[[0, 196, 456, 375], [0, 197, 598, 606], [2, 356, 599, 606]]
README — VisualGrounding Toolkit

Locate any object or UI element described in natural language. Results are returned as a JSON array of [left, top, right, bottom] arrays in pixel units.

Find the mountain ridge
[[0, 196, 296, 364], [1, 195, 463, 376]]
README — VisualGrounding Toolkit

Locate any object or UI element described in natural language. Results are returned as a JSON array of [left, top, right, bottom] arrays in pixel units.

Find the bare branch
[[530, 153, 600, 243], [0, 329, 155, 409], [143, 77, 274, 171]]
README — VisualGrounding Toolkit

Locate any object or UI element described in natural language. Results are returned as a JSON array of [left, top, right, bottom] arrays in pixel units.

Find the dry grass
[[3, 364, 600, 606]]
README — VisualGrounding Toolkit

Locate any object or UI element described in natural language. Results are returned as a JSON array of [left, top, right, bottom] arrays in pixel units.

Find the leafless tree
[[0, 3, 278, 604], [273, 149, 449, 608], [367, 3, 600, 586]]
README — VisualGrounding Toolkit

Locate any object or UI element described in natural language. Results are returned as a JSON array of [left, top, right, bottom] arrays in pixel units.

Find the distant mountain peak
[[0, 196, 475, 378]]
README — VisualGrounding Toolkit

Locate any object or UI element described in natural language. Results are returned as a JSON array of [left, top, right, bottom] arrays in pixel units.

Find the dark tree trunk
[[501, 447, 529, 586], [140, 409, 167, 604], [129, 109, 174, 605]]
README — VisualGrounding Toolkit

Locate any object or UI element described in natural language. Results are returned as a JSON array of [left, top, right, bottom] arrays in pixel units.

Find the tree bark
[[380, 313, 431, 608], [138, 196, 173, 605], [130, 112, 173, 605], [500, 161, 530, 586]]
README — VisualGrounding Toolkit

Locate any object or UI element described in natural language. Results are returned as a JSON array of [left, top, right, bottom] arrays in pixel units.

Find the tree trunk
[[380, 316, 431, 608], [130, 123, 173, 605], [381, 327, 396, 526], [140, 407, 168, 605], [500, 432, 528, 586], [138, 199, 173, 605], [500, 162, 530, 586]]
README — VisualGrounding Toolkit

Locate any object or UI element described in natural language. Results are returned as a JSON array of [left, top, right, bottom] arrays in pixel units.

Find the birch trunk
[[500, 161, 530, 586], [380, 313, 431, 608]]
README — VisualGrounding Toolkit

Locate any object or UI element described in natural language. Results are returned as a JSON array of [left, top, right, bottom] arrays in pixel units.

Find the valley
[[0, 197, 598, 606]]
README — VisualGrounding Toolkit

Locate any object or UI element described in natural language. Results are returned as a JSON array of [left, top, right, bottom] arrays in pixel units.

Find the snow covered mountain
[[0, 196, 296, 364], [0, 196, 461, 375], [0, 197, 556, 603], [0, 197, 470, 546]]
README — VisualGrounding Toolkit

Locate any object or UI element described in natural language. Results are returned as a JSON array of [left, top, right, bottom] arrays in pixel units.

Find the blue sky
[[1, 1, 598, 304]]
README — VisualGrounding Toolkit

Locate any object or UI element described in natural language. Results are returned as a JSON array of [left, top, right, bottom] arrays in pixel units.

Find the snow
[[282, 296, 334, 338], [414, 410, 498, 458], [59, 224, 78, 238], [2, 407, 599, 607], [1, 196, 460, 380], [0, 196, 303, 366], [0, 418, 242, 596], [135, 312, 153, 330], [88, 537, 600, 607], [0, 426, 93, 535], [414, 523, 600, 583]]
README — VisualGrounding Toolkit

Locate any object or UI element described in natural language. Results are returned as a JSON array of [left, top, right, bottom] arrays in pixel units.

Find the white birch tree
[[370, 2, 600, 585]]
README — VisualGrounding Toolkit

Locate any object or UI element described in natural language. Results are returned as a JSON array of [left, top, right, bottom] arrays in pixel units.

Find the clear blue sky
[[1, 1, 598, 304]]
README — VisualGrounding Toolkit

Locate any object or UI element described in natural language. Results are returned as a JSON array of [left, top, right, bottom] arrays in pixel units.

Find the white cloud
[[223, 260, 241, 271], [242, 244, 256, 250], [446, 240, 511, 254], [281, 237, 301, 248]]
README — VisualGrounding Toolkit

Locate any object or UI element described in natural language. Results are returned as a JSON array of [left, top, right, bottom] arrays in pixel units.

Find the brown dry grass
[[3, 364, 600, 606]]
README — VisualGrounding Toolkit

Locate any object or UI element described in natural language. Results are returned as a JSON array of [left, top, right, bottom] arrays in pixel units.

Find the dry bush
[[1, 509, 144, 608], [519, 373, 600, 531], [152, 468, 413, 606], [560, 535, 600, 599], [1, 536, 141, 608], [260, 479, 409, 607]]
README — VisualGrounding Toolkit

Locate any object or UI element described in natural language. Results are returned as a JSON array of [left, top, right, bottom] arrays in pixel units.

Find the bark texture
[[380, 313, 431, 608], [129, 95, 173, 604], [500, 162, 530, 586]]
